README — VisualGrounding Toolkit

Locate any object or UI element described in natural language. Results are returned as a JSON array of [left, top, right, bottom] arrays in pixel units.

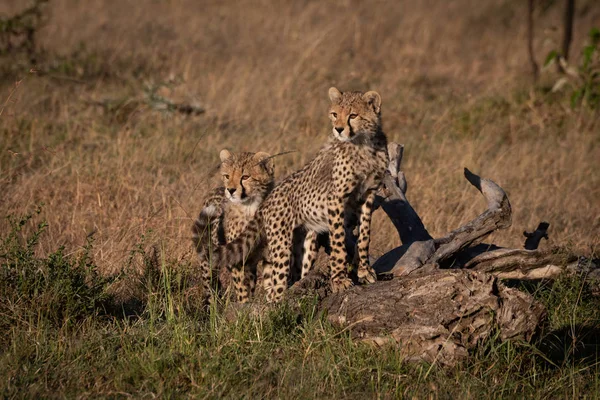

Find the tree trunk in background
[[562, 0, 575, 61], [558, 0, 576, 73], [527, 0, 539, 81]]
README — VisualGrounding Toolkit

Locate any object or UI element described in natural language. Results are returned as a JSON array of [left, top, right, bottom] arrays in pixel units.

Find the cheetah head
[[327, 87, 382, 142], [219, 149, 275, 205]]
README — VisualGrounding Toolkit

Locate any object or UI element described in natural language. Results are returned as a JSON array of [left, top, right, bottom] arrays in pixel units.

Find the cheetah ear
[[363, 91, 381, 113], [328, 87, 342, 104], [219, 149, 232, 162], [253, 152, 274, 175]]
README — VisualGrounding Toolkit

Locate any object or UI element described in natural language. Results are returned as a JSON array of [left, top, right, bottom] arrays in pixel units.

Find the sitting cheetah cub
[[192, 150, 275, 304], [221, 87, 388, 302]]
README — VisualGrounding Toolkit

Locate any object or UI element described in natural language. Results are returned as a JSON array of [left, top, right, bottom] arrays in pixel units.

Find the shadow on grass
[[538, 325, 600, 367]]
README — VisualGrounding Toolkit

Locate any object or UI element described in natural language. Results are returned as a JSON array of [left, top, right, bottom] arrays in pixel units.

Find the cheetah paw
[[357, 265, 377, 284], [330, 276, 353, 293]]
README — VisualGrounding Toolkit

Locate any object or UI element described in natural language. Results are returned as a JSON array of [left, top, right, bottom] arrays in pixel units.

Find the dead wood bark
[[467, 247, 574, 278], [321, 269, 546, 366]]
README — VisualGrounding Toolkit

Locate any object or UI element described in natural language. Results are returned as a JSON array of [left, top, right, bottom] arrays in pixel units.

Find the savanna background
[[1, 0, 599, 398]]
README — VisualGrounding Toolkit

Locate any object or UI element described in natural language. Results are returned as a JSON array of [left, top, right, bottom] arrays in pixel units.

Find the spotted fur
[[220, 88, 388, 302]]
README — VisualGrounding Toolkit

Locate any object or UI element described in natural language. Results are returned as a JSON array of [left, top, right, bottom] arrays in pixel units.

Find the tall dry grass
[[1, 0, 599, 277]]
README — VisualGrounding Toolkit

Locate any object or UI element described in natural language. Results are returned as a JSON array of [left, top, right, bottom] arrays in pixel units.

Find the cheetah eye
[[349, 114, 358, 119], [223, 174, 230, 180], [331, 112, 337, 118], [241, 175, 250, 181]]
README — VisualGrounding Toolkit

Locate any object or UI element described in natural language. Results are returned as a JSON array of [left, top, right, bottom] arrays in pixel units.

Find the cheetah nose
[[335, 127, 344, 134], [227, 188, 236, 195]]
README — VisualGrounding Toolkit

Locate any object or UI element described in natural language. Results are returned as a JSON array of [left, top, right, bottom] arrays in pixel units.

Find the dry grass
[[1, 0, 599, 278]]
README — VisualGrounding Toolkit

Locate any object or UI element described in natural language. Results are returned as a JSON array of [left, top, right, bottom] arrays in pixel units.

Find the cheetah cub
[[221, 87, 388, 302], [192, 150, 275, 304]]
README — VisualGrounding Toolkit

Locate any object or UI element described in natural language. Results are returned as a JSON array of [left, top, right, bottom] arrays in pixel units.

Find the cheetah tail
[[191, 204, 223, 253], [218, 216, 263, 269]]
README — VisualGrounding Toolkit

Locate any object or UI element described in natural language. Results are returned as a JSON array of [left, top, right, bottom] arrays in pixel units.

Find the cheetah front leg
[[198, 253, 214, 305], [328, 194, 353, 293], [197, 237, 219, 306], [356, 191, 377, 284]]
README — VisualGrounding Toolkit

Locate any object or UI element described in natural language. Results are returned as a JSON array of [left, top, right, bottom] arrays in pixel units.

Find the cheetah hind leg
[[197, 252, 216, 307], [244, 260, 258, 298], [261, 259, 275, 302], [301, 230, 318, 279]]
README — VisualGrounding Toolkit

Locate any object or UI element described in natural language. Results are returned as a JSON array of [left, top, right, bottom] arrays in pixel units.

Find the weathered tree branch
[[431, 168, 512, 264], [466, 247, 578, 279], [373, 166, 512, 277]]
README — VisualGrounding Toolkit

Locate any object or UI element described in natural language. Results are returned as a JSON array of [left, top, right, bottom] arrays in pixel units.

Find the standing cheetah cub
[[221, 87, 388, 302], [192, 150, 275, 304]]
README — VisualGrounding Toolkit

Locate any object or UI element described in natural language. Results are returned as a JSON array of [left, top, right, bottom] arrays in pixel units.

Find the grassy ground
[[1, 212, 600, 398], [1, 0, 599, 398]]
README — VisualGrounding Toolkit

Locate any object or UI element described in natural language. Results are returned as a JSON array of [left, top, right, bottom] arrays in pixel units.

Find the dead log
[[467, 247, 574, 278], [468, 249, 599, 280], [321, 269, 546, 366]]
